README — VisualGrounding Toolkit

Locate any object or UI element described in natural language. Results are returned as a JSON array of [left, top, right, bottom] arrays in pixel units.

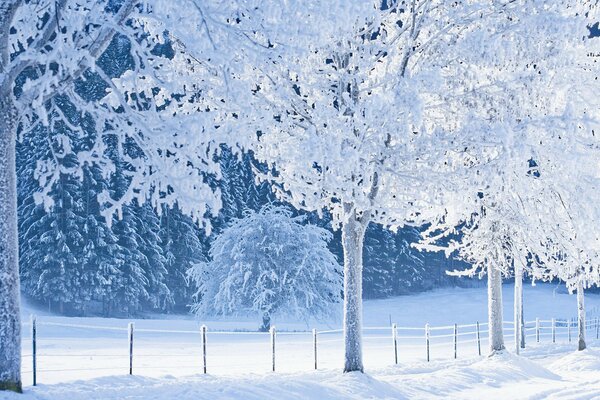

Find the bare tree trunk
[[342, 211, 368, 373], [514, 263, 523, 354], [520, 289, 525, 349], [0, 95, 21, 392], [0, 5, 22, 390], [260, 313, 271, 332], [577, 279, 586, 351], [488, 263, 505, 354]]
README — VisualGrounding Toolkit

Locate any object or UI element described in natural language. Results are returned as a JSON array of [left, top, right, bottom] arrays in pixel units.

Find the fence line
[[24, 313, 600, 386]]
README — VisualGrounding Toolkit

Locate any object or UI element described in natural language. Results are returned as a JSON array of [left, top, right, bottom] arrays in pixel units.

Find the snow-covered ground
[[3, 283, 600, 399], [5, 346, 600, 400]]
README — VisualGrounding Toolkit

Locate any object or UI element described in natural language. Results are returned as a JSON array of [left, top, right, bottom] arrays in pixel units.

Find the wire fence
[[21, 313, 600, 387]]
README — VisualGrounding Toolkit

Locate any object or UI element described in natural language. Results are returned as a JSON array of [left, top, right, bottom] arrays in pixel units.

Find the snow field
[[12, 283, 600, 388], [4, 342, 600, 399]]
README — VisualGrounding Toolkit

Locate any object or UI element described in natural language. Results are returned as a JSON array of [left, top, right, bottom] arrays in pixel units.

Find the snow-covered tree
[[247, 0, 575, 370], [503, 5, 600, 354], [417, 1, 600, 356], [529, 170, 600, 351], [159, 204, 207, 313], [0, 0, 237, 388], [189, 206, 342, 331], [2, 0, 368, 387], [363, 225, 426, 298], [216, 147, 277, 230]]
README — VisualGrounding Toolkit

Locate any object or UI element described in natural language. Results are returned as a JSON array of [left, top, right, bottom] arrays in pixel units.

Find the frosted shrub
[[189, 206, 342, 331]]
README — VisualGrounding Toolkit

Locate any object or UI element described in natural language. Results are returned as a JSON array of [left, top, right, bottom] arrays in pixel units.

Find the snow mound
[[390, 352, 561, 397], [473, 351, 560, 382], [548, 349, 600, 373], [319, 371, 408, 399]]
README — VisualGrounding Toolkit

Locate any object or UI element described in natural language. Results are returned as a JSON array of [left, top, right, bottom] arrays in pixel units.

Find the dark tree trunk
[[260, 314, 271, 332]]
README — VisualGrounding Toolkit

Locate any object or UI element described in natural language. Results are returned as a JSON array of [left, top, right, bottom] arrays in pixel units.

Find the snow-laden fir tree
[[159, 205, 207, 313], [78, 162, 122, 316], [189, 206, 342, 331], [363, 225, 426, 298], [216, 146, 277, 230], [134, 203, 169, 311]]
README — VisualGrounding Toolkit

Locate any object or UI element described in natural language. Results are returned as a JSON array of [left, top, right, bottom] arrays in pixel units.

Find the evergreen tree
[[216, 147, 276, 231], [110, 204, 149, 315], [135, 202, 169, 311], [390, 227, 427, 294], [159, 205, 207, 313], [363, 226, 399, 298], [78, 165, 122, 316], [21, 154, 86, 313], [17, 125, 50, 302]]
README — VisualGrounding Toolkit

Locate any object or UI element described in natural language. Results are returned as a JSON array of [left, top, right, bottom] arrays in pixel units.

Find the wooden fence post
[[552, 318, 556, 343], [313, 328, 317, 370], [128, 322, 134, 375], [535, 318, 540, 343], [425, 323, 430, 362], [568, 318, 572, 343], [392, 323, 398, 365], [201, 325, 207, 374], [596, 317, 599, 339], [454, 323, 458, 359], [270, 326, 276, 372], [476, 321, 481, 356], [31, 315, 37, 386]]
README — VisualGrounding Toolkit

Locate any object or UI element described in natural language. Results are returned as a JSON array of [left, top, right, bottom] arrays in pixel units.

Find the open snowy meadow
[[2, 283, 600, 400], [2, 1, 600, 399]]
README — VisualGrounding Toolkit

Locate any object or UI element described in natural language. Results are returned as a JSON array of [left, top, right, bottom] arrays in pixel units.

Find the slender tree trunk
[[0, 96, 21, 392], [260, 313, 271, 332], [577, 279, 586, 351], [488, 263, 505, 354], [520, 287, 525, 349], [342, 212, 368, 373], [514, 263, 523, 354]]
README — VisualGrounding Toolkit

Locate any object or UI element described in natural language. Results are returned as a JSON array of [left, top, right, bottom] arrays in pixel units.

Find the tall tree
[[248, 0, 559, 371], [159, 205, 206, 313], [363, 225, 426, 298], [417, 0, 599, 355], [0, 0, 247, 388]]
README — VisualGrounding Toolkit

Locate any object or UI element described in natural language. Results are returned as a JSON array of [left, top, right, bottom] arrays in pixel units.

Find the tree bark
[[520, 288, 525, 349], [342, 211, 368, 373], [514, 263, 523, 354], [577, 279, 586, 351], [488, 263, 505, 354], [0, 96, 21, 392]]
